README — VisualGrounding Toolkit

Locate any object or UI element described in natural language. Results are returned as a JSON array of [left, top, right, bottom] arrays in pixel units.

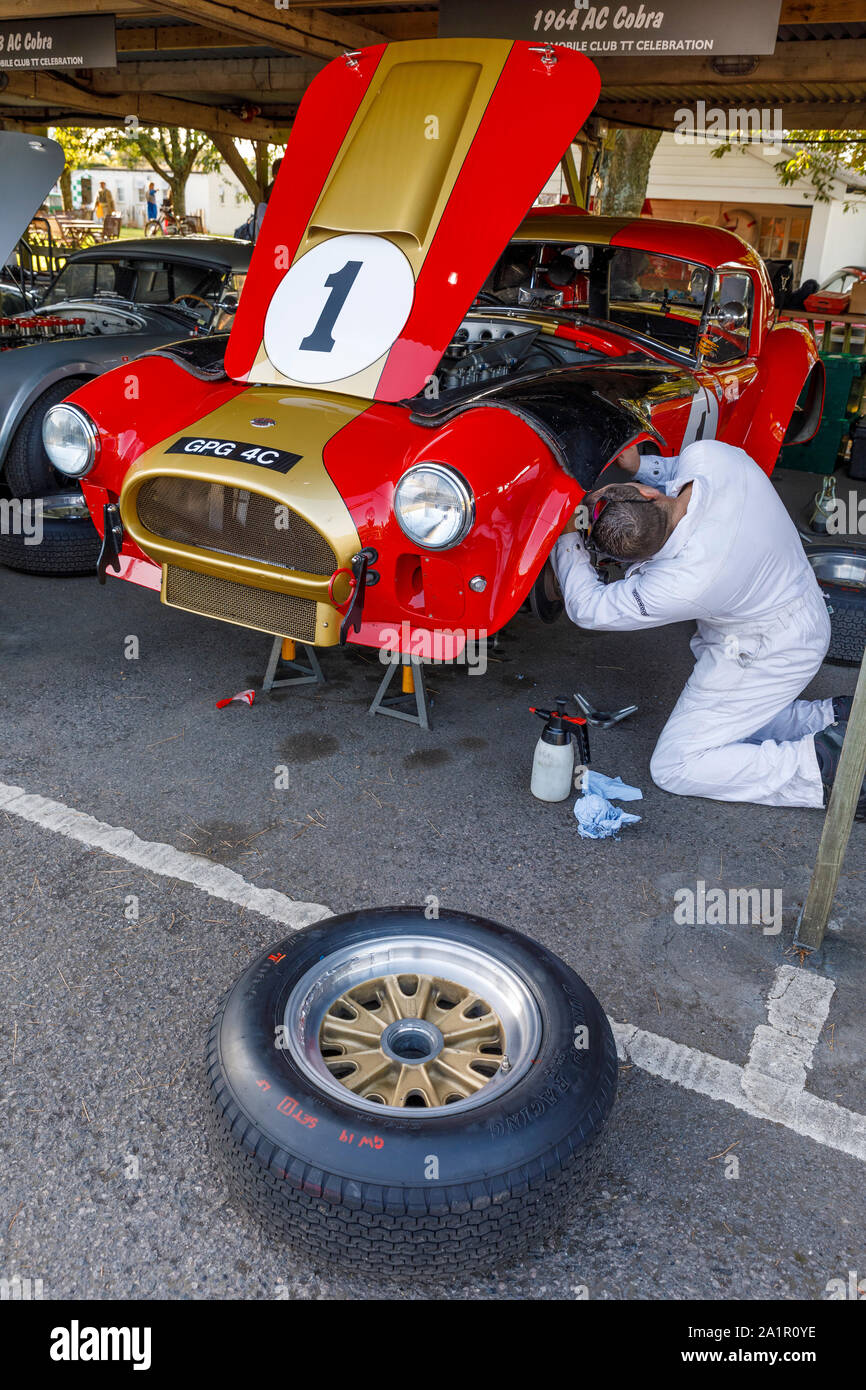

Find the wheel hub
[[380, 1017, 445, 1065], [319, 970, 505, 1108]]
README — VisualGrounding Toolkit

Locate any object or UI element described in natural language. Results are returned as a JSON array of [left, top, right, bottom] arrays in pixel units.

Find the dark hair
[[590, 484, 668, 561]]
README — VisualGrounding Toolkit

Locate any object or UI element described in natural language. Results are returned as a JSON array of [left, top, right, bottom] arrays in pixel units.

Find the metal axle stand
[[368, 654, 431, 730], [262, 636, 324, 691]]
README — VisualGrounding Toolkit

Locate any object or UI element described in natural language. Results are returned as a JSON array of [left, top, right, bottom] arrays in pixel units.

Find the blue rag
[[583, 771, 643, 802], [573, 771, 642, 839]]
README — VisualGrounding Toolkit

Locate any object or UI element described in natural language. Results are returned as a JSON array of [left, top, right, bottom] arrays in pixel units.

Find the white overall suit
[[551, 441, 833, 808]]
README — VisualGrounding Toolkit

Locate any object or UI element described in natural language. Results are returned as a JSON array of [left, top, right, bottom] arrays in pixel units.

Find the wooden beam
[[117, 24, 264, 53], [90, 57, 314, 98], [144, 0, 387, 60], [210, 130, 263, 201], [360, 11, 438, 39], [1, 72, 290, 141], [779, 0, 866, 21], [795, 647, 866, 953], [0, 0, 143, 13]]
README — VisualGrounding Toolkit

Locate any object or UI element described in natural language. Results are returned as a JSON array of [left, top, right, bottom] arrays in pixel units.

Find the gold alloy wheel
[[285, 933, 542, 1117], [319, 972, 505, 1108]]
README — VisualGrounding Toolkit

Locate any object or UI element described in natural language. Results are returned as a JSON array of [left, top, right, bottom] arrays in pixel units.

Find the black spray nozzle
[[530, 698, 591, 763]]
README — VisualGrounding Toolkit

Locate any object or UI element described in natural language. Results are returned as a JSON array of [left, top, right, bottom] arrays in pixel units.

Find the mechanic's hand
[[617, 444, 641, 475]]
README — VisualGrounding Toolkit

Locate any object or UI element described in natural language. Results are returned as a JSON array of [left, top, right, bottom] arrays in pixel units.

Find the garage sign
[[439, 0, 783, 57], [0, 15, 116, 70]]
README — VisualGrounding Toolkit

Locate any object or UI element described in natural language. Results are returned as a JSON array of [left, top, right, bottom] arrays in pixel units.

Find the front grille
[[137, 477, 336, 575], [165, 566, 318, 643]]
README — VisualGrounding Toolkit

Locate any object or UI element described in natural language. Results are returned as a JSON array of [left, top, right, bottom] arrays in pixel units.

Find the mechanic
[[551, 439, 861, 815]]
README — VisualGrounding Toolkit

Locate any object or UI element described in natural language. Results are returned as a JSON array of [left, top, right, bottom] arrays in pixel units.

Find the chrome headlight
[[394, 463, 474, 550], [42, 403, 97, 478]]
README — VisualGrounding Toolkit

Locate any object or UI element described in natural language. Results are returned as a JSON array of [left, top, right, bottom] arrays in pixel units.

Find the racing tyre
[[206, 907, 617, 1274], [805, 546, 866, 666], [1, 377, 101, 575]]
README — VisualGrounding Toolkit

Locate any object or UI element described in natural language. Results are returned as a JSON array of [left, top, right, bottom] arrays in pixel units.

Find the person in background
[[94, 182, 115, 220], [146, 182, 159, 222]]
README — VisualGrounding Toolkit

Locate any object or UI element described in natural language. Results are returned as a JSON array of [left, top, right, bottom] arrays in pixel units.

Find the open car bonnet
[[225, 38, 600, 402], [0, 132, 66, 268]]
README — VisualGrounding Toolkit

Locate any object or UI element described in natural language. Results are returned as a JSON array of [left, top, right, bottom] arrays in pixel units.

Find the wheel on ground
[[206, 906, 617, 1273], [1, 376, 100, 576], [805, 545, 866, 666]]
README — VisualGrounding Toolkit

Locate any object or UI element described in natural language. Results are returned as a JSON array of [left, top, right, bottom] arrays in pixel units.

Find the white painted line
[[612, 964, 866, 1165], [2, 780, 864, 1163], [744, 964, 836, 1099], [0, 780, 331, 932]]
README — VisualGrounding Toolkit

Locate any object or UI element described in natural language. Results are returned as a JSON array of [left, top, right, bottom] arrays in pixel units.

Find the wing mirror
[[715, 300, 748, 332]]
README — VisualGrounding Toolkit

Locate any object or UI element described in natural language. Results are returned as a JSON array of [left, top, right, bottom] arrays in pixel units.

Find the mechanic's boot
[[814, 721, 866, 820]]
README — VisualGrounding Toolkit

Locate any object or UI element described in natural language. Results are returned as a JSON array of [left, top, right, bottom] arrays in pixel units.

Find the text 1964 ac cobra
[[44, 38, 822, 655]]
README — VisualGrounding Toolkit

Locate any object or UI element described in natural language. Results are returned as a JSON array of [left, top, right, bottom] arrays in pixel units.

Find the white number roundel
[[263, 233, 415, 385]]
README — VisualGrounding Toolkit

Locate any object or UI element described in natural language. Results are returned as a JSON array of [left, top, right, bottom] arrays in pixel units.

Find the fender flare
[[731, 321, 822, 472]]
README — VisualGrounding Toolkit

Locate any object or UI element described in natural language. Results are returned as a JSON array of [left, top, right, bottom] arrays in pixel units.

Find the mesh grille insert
[[165, 566, 318, 643], [137, 477, 336, 575]]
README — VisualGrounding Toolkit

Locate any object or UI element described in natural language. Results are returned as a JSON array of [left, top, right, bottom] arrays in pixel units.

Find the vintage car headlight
[[42, 404, 97, 478], [394, 463, 474, 549]]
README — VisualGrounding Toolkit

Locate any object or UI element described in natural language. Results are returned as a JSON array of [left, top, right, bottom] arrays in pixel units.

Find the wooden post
[[795, 648, 866, 952]]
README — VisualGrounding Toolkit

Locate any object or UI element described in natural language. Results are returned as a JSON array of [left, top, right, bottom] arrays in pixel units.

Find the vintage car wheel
[[528, 559, 564, 623], [1, 378, 101, 575], [206, 907, 617, 1274], [806, 545, 866, 666]]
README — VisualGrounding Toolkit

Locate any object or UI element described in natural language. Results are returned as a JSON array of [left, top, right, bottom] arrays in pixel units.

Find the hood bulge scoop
[[225, 38, 600, 403]]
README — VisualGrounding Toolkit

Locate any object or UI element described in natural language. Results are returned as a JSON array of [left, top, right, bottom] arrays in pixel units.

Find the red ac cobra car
[[43, 37, 823, 661]]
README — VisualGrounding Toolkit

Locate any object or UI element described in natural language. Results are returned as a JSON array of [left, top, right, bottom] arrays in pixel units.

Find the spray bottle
[[529, 699, 590, 802]]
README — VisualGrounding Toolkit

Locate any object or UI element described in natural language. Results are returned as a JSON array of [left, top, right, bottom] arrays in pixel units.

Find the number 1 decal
[[263, 233, 415, 387], [299, 260, 363, 353]]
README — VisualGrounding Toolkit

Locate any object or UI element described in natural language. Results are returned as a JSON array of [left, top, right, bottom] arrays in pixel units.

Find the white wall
[[647, 134, 812, 206], [815, 199, 866, 283]]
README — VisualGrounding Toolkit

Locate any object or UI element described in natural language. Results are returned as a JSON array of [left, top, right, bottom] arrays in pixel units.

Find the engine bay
[[431, 314, 602, 393]]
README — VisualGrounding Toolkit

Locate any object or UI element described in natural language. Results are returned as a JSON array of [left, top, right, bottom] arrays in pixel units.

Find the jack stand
[[262, 636, 324, 691], [369, 654, 431, 730]]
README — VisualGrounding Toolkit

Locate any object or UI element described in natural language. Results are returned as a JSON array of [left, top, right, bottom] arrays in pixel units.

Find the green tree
[[712, 131, 866, 209], [113, 127, 222, 218], [49, 127, 112, 211], [773, 131, 866, 209]]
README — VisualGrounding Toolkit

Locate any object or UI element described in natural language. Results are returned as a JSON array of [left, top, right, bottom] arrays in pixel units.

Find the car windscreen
[[606, 247, 709, 357], [485, 240, 711, 358], [42, 257, 231, 309]]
